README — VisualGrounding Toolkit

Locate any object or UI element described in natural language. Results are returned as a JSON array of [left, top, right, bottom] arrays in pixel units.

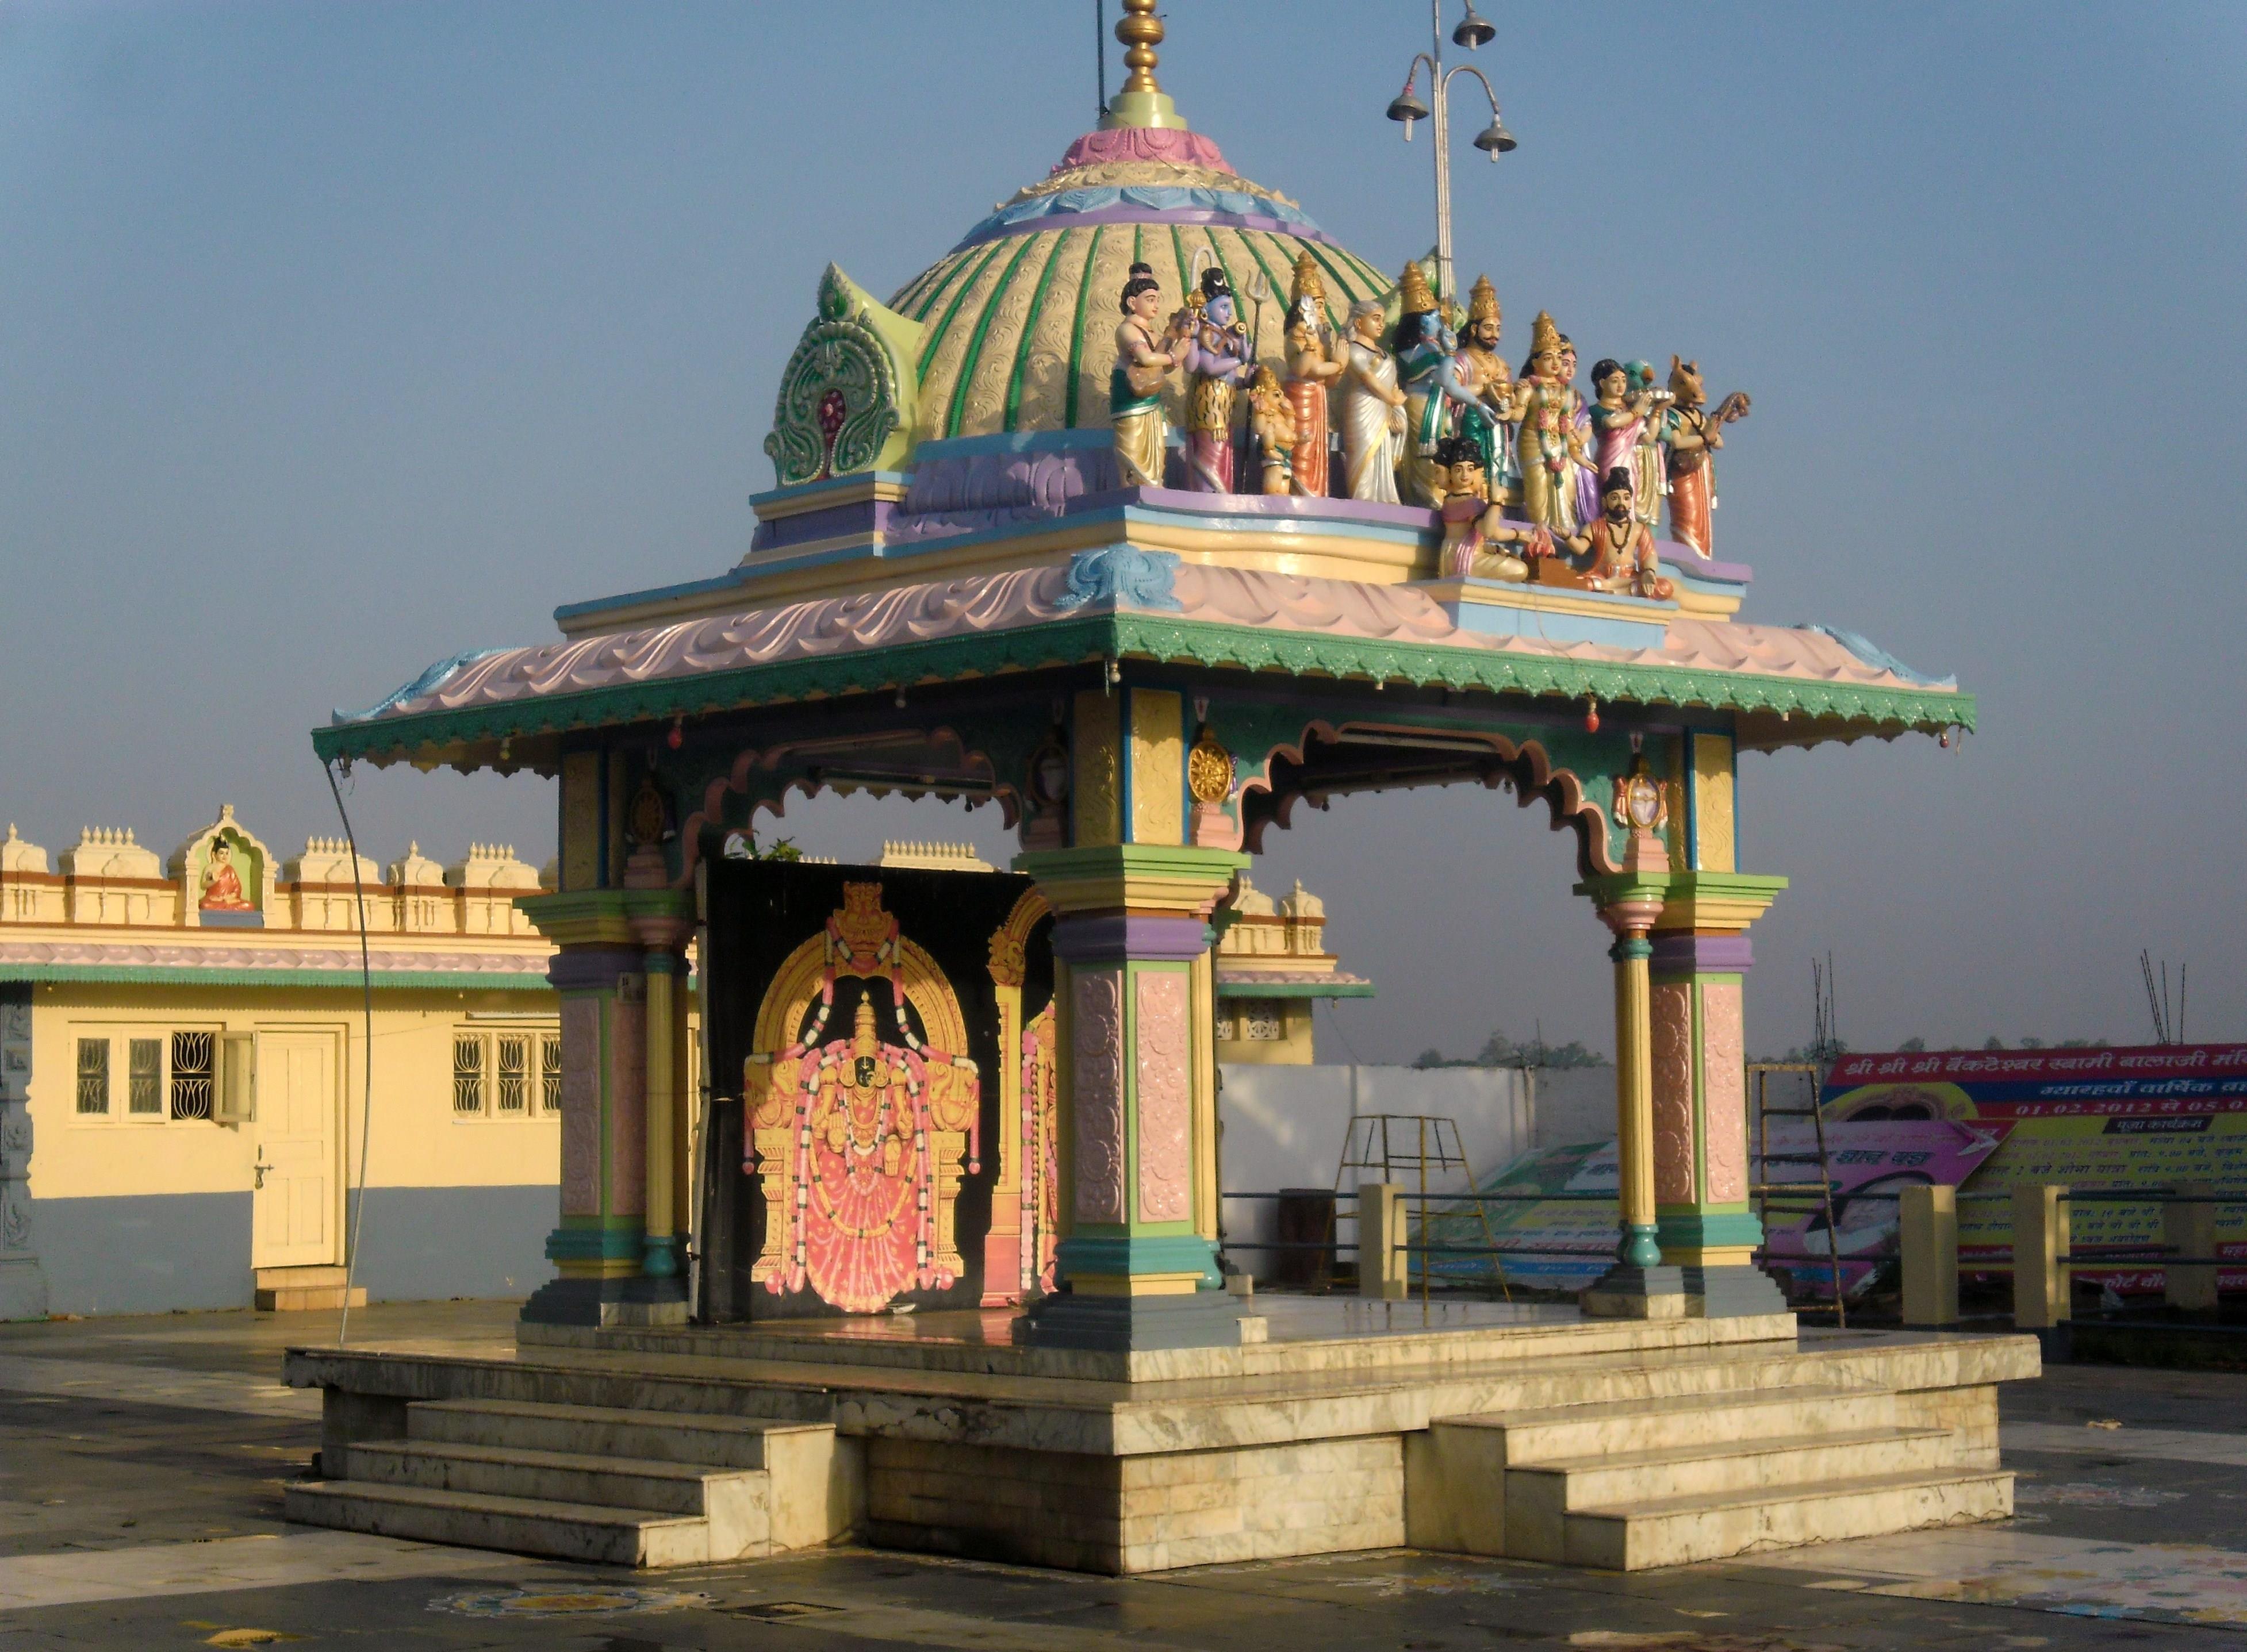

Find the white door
[[251, 1032, 342, 1269]]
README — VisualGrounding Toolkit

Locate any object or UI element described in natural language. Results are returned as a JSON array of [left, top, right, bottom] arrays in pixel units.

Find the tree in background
[[1412, 1029, 1606, 1071]]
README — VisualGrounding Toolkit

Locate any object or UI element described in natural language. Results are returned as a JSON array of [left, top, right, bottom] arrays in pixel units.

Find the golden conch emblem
[[1612, 757, 1670, 834], [1186, 733, 1234, 805]]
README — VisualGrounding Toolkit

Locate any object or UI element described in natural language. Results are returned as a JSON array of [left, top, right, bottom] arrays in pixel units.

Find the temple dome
[[887, 125, 1393, 444]]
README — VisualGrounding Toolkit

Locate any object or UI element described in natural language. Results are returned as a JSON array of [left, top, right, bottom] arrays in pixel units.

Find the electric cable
[[324, 759, 377, 1347]]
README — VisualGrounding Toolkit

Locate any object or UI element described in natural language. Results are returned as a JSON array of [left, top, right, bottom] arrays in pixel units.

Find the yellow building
[[0, 806, 561, 1319], [1211, 874, 1372, 1066]]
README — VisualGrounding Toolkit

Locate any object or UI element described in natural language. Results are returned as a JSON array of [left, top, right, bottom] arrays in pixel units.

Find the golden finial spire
[[1102, 0, 1188, 132]]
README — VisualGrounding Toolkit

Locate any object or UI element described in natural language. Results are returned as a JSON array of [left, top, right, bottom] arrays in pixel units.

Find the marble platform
[[283, 1298, 2041, 1576]]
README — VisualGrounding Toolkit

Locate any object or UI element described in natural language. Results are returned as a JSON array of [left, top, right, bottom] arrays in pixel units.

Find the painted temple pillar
[[1646, 731, 1789, 1317], [1013, 685, 1249, 1351], [626, 871, 695, 1285], [517, 880, 693, 1328], [1577, 858, 1680, 1319]]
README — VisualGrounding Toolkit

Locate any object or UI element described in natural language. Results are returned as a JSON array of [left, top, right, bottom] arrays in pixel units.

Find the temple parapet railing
[[0, 810, 550, 939]]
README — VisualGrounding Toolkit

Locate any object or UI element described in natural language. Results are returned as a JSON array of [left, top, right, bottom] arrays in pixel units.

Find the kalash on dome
[[319, 5, 1973, 1361]]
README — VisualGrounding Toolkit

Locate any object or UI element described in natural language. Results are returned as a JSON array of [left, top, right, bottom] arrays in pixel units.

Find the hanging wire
[[323, 759, 378, 1347]]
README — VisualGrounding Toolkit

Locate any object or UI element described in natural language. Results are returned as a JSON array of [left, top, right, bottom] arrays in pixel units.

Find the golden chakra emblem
[[1186, 735, 1234, 805]]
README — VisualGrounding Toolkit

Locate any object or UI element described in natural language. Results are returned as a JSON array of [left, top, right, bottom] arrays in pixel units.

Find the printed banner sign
[[1822, 1043, 2247, 1293]]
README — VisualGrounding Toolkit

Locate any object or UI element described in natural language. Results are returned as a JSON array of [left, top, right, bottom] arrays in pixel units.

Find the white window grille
[[540, 1035, 563, 1114], [128, 1037, 163, 1115], [453, 1034, 486, 1115], [1242, 1002, 1286, 1042], [496, 1034, 528, 1113], [75, 1038, 110, 1115], [170, 1031, 214, 1120]]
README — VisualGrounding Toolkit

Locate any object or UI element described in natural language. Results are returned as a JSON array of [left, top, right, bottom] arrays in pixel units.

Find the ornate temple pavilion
[[290, 3, 2026, 1581]]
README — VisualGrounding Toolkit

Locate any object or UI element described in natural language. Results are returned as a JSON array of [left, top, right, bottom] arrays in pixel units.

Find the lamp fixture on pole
[[1384, 0, 1516, 304]]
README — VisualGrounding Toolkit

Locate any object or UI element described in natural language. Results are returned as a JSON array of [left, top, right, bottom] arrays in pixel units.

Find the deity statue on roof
[[1433, 433, 1545, 582], [1180, 267, 1259, 492], [1515, 310, 1595, 535], [1588, 357, 1673, 532], [1552, 466, 1675, 601], [1247, 367, 1297, 495], [1282, 251, 1343, 498], [1661, 356, 1753, 556], [1454, 274, 1522, 504], [1336, 298, 1408, 504], [197, 837, 254, 912], [1393, 262, 1494, 509], [1110, 262, 1193, 489]]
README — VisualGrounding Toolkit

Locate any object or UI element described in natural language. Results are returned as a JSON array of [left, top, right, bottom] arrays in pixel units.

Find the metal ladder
[[1336, 1113, 1508, 1303], [1747, 1062, 1846, 1327]]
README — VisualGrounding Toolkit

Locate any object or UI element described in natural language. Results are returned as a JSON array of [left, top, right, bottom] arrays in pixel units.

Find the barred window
[[496, 1035, 528, 1113], [540, 1035, 563, 1114], [453, 1034, 486, 1115], [170, 1031, 214, 1120], [75, 1038, 110, 1115], [128, 1038, 163, 1115]]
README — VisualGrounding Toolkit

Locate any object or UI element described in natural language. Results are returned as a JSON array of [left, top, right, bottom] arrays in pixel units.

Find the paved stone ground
[[1, 1303, 2242, 1648]]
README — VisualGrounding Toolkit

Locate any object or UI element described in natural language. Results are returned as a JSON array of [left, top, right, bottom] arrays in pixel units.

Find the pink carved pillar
[[1010, 843, 1248, 1353], [1647, 871, 1788, 1317]]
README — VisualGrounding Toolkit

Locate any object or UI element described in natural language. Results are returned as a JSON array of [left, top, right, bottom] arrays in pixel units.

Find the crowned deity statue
[[1247, 366, 1297, 496], [1110, 261, 1192, 489], [1178, 267, 1259, 492], [1393, 262, 1496, 509], [1335, 298, 1408, 503], [1661, 356, 1752, 556], [1588, 358, 1673, 532], [1514, 310, 1596, 535], [1453, 274, 1523, 504], [1282, 250, 1343, 498], [1551, 466, 1676, 601]]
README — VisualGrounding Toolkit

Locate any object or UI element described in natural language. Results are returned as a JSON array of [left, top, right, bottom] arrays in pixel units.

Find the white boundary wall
[[1217, 1063, 1613, 1281]]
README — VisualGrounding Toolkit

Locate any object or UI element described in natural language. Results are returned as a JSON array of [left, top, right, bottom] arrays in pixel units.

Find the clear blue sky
[[5, 2, 2242, 1061]]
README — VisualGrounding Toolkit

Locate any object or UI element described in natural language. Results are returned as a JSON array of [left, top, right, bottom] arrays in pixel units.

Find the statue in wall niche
[[1393, 262, 1493, 509], [1433, 434, 1546, 581], [1455, 274, 1523, 504], [1180, 267, 1259, 492], [1282, 251, 1343, 498], [1588, 358, 1674, 532], [1662, 356, 1753, 556], [1110, 261, 1193, 489], [1551, 466, 1675, 600], [1336, 299, 1408, 504], [198, 839, 254, 911], [1247, 367, 1297, 496], [1515, 310, 1595, 535]]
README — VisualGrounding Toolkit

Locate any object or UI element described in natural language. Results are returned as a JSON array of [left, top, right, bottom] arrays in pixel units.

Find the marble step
[[1505, 1425, 1966, 1555], [283, 1478, 711, 1568], [1448, 1384, 1896, 1464], [347, 1439, 770, 1550], [408, 1397, 797, 1470], [1563, 1466, 2015, 1571]]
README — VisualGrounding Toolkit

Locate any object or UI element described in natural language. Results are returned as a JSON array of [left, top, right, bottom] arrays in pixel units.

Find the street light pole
[[1386, 0, 1513, 305]]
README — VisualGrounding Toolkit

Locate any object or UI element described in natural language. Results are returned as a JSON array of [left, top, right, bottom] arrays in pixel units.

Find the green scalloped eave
[[310, 611, 1974, 766], [1215, 980, 1377, 999], [0, 963, 552, 992]]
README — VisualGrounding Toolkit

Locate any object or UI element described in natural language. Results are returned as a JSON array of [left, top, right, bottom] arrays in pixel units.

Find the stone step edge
[[1508, 1424, 1955, 1478], [1437, 1382, 1888, 1432], [354, 1439, 767, 1486], [1571, 1465, 2012, 1524], [287, 1477, 703, 1534], [409, 1396, 825, 1439]]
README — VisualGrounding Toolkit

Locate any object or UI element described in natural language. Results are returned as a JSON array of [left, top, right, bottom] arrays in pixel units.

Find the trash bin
[[1275, 1188, 1337, 1291]]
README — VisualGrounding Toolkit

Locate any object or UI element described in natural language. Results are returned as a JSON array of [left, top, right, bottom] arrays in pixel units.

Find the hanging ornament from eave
[[1583, 698, 1600, 734]]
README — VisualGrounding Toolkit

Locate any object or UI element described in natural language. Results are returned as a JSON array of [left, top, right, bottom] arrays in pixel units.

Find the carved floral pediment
[[763, 264, 924, 489]]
